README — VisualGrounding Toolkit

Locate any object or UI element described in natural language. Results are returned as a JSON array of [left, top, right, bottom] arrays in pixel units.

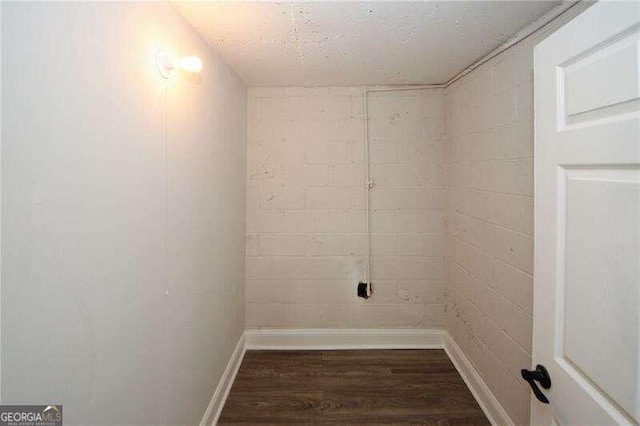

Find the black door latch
[[521, 364, 552, 404]]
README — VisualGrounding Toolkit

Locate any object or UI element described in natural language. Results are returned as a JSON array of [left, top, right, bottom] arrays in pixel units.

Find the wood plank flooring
[[218, 349, 490, 425]]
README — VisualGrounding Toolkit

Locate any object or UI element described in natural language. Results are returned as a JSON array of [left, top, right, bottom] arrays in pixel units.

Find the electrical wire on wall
[[162, 81, 170, 298], [360, 0, 581, 295], [154, 49, 203, 299], [361, 85, 441, 294], [363, 91, 371, 287]]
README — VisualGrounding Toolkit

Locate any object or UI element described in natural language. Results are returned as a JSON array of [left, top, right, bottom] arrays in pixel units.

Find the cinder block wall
[[443, 41, 535, 424], [242, 5, 593, 423], [442, 6, 589, 423], [245, 87, 446, 328]]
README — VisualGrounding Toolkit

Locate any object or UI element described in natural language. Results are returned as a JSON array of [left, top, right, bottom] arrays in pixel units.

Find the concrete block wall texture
[[443, 44, 535, 425], [244, 6, 592, 422], [442, 5, 590, 424], [246, 87, 446, 329]]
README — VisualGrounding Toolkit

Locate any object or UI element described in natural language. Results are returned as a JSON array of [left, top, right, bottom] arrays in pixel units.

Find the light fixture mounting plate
[[156, 50, 173, 79]]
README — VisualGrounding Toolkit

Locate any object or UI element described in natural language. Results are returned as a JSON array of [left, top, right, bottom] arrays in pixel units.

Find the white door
[[533, 1, 640, 425]]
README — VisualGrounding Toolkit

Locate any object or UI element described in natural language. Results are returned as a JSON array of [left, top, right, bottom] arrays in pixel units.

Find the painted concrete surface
[[245, 86, 446, 329], [172, 1, 560, 86]]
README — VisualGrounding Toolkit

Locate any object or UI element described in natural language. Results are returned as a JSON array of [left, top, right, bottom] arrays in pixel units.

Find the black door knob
[[521, 364, 551, 404]]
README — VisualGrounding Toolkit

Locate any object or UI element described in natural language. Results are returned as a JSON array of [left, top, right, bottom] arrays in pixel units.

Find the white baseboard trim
[[245, 328, 446, 350], [203, 329, 514, 426], [200, 333, 246, 426], [443, 333, 515, 426]]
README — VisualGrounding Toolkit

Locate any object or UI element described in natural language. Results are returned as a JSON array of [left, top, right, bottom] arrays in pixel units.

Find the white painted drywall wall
[[1, 3, 246, 424], [245, 87, 445, 328]]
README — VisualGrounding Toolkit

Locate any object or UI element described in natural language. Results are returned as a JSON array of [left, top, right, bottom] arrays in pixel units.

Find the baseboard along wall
[[201, 329, 515, 426]]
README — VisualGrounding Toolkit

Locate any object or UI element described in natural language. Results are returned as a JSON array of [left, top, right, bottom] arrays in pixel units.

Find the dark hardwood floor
[[218, 349, 490, 425]]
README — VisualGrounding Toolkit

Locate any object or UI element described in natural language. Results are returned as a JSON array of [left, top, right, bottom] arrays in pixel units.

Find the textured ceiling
[[172, 1, 561, 86]]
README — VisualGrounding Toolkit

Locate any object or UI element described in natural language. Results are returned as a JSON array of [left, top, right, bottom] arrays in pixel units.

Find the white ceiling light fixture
[[156, 50, 203, 79]]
